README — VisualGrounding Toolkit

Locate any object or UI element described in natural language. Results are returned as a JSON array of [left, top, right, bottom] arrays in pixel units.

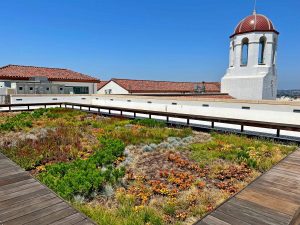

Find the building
[[0, 65, 99, 95], [221, 11, 279, 100], [97, 78, 225, 96]]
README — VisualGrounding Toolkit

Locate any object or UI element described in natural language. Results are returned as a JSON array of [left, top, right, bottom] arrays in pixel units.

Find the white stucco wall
[[10, 94, 93, 104], [0, 80, 97, 94], [221, 32, 278, 100], [89, 95, 300, 125], [97, 81, 129, 94]]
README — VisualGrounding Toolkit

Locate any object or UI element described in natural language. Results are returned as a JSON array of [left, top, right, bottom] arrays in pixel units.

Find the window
[[272, 37, 277, 65], [258, 37, 266, 64], [105, 89, 112, 94], [127, 100, 131, 102], [46, 87, 50, 91], [202, 104, 209, 107], [147, 101, 152, 104], [72, 86, 89, 94], [294, 109, 300, 113], [172, 102, 177, 105], [4, 81, 11, 88], [18, 87, 23, 91], [16, 99, 22, 101], [241, 38, 249, 66], [59, 87, 63, 91], [230, 41, 235, 67], [29, 87, 33, 91], [242, 106, 250, 110]]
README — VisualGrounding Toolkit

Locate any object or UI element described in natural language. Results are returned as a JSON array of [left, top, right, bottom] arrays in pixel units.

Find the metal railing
[[1, 102, 300, 141]]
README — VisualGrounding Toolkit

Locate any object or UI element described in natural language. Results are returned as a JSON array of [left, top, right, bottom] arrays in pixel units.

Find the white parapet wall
[[10, 94, 94, 105], [7, 94, 300, 138]]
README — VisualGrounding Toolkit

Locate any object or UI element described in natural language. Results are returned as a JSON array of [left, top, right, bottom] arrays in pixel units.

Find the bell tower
[[221, 11, 279, 100]]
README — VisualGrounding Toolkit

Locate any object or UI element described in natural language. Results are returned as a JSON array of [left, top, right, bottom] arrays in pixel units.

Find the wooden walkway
[[196, 149, 300, 225], [0, 153, 95, 225]]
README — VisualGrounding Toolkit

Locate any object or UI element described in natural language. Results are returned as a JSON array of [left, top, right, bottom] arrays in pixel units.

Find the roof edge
[[230, 29, 280, 38]]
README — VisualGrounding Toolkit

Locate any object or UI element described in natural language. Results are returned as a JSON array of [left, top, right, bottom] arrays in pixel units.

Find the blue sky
[[0, 0, 299, 89]]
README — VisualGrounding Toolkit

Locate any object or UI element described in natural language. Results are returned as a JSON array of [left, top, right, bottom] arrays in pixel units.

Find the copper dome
[[231, 12, 279, 38]]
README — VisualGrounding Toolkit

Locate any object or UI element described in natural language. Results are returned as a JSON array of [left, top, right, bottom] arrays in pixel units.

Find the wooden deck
[[0, 153, 95, 225], [196, 149, 300, 225]]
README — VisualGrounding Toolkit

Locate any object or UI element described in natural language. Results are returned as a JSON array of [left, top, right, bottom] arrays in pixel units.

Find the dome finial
[[253, 0, 257, 15]]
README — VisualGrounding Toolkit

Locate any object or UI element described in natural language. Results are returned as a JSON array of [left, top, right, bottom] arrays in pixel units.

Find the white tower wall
[[221, 32, 278, 100]]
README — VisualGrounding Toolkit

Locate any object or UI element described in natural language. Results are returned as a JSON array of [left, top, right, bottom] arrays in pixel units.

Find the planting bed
[[0, 108, 297, 225]]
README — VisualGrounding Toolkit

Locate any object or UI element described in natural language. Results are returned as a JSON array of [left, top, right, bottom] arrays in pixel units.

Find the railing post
[[27, 105, 30, 111], [241, 125, 244, 132], [134, 112, 136, 118], [80, 106, 82, 110], [98, 108, 100, 114], [9, 106, 11, 112], [60, 103, 62, 108], [277, 129, 280, 137], [64, 104, 66, 108], [211, 121, 215, 129], [149, 114, 152, 119], [167, 116, 169, 122], [187, 118, 190, 125], [120, 110, 123, 116], [109, 109, 111, 114], [72, 105, 74, 109], [88, 107, 91, 111], [44, 104, 47, 109]]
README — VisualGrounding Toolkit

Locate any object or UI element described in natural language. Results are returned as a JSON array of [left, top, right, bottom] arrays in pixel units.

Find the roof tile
[[109, 78, 220, 93], [0, 65, 99, 83]]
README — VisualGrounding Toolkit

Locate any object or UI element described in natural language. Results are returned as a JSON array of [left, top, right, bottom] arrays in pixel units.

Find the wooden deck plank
[[201, 215, 231, 225], [0, 169, 25, 178], [197, 149, 300, 224], [209, 210, 251, 225], [4, 201, 70, 225], [0, 188, 50, 208], [229, 198, 290, 224], [0, 184, 46, 202], [217, 200, 279, 225], [255, 176, 300, 190], [249, 183, 300, 205], [25, 207, 77, 225], [0, 181, 42, 197], [50, 213, 86, 225], [224, 198, 289, 225], [236, 188, 298, 216], [0, 153, 96, 224], [0, 196, 63, 222], [0, 178, 36, 191], [0, 172, 32, 186], [76, 221, 99, 225], [0, 193, 56, 215]]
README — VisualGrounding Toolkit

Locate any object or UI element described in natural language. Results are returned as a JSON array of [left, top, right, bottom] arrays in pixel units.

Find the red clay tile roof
[[0, 65, 99, 83], [108, 78, 220, 93], [97, 81, 109, 90]]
